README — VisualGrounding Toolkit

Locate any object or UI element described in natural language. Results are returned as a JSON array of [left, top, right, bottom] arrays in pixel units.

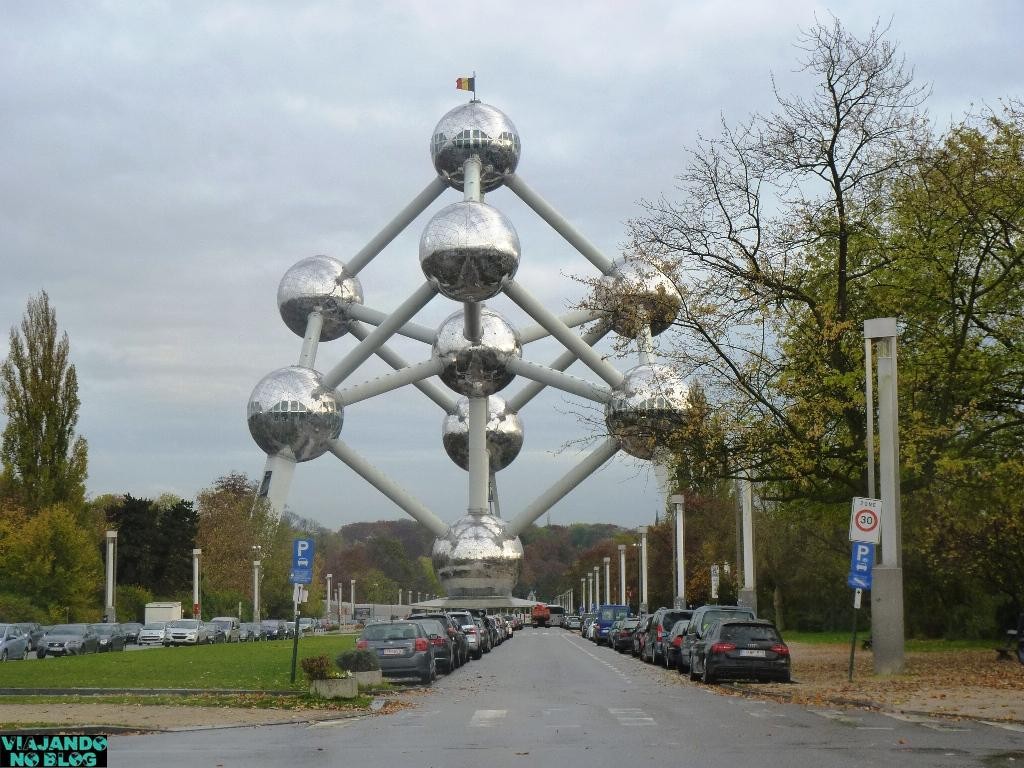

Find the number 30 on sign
[[849, 497, 882, 544]]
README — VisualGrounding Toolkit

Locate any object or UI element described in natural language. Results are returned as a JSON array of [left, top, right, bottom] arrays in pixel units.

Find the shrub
[[300, 655, 339, 681], [336, 649, 380, 672]]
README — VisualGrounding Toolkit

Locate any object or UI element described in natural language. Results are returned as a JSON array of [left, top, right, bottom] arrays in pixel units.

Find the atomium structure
[[247, 98, 689, 608]]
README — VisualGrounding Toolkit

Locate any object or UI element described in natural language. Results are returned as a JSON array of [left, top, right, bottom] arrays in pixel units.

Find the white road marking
[[609, 707, 656, 726], [470, 709, 507, 727]]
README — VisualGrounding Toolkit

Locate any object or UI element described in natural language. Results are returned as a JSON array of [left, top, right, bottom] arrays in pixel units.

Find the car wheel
[[662, 652, 670, 669], [36, 649, 46, 659], [701, 662, 715, 684], [689, 659, 700, 681], [421, 660, 436, 685]]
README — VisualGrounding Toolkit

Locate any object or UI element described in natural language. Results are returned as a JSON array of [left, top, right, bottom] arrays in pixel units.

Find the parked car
[[475, 618, 493, 653], [38, 624, 100, 657], [449, 611, 482, 660], [565, 615, 582, 631], [632, 614, 655, 657], [13, 623, 44, 652], [356, 620, 437, 684], [137, 622, 168, 646], [665, 619, 692, 670], [581, 614, 596, 638], [593, 605, 631, 646], [205, 622, 227, 643], [689, 619, 791, 683], [90, 623, 127, 652], [0, 624, 30, 660], [409, 612, 468, 666], [411, 617, 456, 673], [163, 619, 212, 646], [121, 622, 143, 644], [297, 617, 317, 636], [261, 619, 288, 640], [611, 617, 641, 653], [678, 605, 757, 672], [239, 622, 264, 641], [211, 617, 241, 642], [642, 608, 693, 666]]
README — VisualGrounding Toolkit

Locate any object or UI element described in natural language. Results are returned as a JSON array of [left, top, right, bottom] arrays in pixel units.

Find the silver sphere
[[247, 366, 343, 462], [442, 396, 524, 472], [596, 256, 681, 338], [605, 364, 689, 460], [432, 514, 524, 597], [278, 255, 364, 341], [433, 307, 522, 396], [430, 102, 521, 192], [420, 201, 520, 302]]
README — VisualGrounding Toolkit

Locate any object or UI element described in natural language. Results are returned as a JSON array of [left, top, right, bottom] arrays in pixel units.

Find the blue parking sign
[[290, 538, 315, 584], [847, 541, 874, 590]]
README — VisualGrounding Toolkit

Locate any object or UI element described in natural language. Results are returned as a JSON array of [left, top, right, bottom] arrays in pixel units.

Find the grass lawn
[[0, 636, 356, 690], [784, 630, 994, 652]]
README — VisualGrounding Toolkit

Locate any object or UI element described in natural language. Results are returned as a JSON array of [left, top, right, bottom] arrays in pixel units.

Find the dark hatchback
[[679, 605, 756, 672], [642, 608, 693, 666], [357, 621, 437, 684], [689, 619, 791, 683], [611, 617, 641, 652]]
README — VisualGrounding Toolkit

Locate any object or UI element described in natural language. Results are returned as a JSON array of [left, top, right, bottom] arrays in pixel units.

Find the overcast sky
[[1, 1, 1019, 534]]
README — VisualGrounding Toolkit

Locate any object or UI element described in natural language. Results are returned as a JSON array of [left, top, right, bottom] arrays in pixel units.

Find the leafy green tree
[[1, 291, 88, 511]]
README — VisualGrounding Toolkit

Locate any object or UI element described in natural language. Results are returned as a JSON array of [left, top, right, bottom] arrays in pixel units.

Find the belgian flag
[[456, 76, 475, 92]]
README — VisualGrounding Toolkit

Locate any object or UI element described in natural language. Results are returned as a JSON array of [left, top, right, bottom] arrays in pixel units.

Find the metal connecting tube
[[506, 323, 611, 412]]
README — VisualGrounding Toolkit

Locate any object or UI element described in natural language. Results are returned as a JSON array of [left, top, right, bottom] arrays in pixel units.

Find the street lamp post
[[104, 530, 118, 623], [580, 578, 586, 614], [594, 565, 601, 608], [618, 544, 626, 608], [251, 544, 263, 625], [587, 573, 593, 612], [326, 573, 332, 622], [192, 548, 202, 620], [603, 557, 611, 606], [671, 494, 686, 608], [638, 526, 649, 614], [350, 579, 356, 620]]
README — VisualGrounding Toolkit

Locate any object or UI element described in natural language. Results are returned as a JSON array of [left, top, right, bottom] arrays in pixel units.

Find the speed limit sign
[[849, 497, 882, 544]]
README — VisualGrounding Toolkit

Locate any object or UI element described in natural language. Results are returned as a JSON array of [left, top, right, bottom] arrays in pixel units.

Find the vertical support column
[[192, 548, 202, 620], [738, 476, 757, 612], [467, 395, 490, 515], [350, 579, 356, 620], [580, 578, 586, 614], [258, 453, 296, 518], [298, 310, 323, 368], [587, 573, 593, 612], [594, 565, 601, 608], [104, 530, 117, 623], [252, 560, 261, 625], [671, 494, 686, 608], [603, 557, 611, 606], [618, 544, 626, 609], [326, 573, 333, 621], [865, 338, 876, 498], [639, 526, 649, 614]]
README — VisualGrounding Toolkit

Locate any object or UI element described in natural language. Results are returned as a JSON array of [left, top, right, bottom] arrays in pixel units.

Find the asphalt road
[[112, 628, 1024, 767]]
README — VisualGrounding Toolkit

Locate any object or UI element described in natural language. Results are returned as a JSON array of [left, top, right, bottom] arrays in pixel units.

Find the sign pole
[[848, 588, 862, 682]]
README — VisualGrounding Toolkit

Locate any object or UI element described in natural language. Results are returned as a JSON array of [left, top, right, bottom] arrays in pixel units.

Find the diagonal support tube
[[346, 176, 449, 276], [519, 308, 606, 345], [506, 437, 621, 538], [506, 323, 611, 412], [323, 281, 438, 389], [504, 173, 616, 276], [505, 358, 611, 404], [346, 304, 437, 344], [328, 439, 448, 538], [349, 322, 457, 414], [336, 358, 445, 407], [504, 280, 623, 389]]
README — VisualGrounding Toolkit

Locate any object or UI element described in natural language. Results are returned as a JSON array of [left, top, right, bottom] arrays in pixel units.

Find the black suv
[[678, 605, 756, 673], [642, 607, 693, 667], [408, 612, 469, 667]]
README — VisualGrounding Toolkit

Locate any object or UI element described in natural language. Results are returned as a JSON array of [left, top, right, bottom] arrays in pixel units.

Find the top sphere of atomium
[[596, 256, 682, 338], [247, 366, 343, 462], [420, 201, 520, 302], [278, 255, 364, 341], [605, 364, 689, 460], [431, 102, 521, 192], [433, 307, 522, 397]]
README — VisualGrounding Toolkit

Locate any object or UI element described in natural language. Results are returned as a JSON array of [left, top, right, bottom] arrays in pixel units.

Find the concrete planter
[[354, 669, 383, 687], [310, 676, 358, 699]]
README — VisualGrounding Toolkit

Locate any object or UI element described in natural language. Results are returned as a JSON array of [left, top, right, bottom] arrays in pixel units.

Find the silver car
[[0, 624, 30, 661], [163, 619, 211, 646], [137, 622, 168, 645]]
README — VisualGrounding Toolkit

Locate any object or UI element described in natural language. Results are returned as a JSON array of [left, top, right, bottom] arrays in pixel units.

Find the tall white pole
[[671, 494, 686, 608], [603, 557, 611, 606], [618, 545, 626, 608], [104, 530, 117, 622], [580, 578, 586, 613], [326, 573, 332, 620], [739, 476, 757, 612], [350, 579, 356, 620], [252, 560, 261, 625], [594, 566, 601, 608], [192, 548, 202, 619], [587, 573, 593, 612], [639, 526, 649, 613]]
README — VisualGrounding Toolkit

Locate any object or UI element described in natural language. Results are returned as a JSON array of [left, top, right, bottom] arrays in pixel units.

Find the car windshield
[[0, 625, 12, 635], [142, 623, 165, 630], [600, 606, 628, 621], [623, 618, 640, 629], [169, 620, 201, 629], [50, 624, 85, 635], [700, 610, 755, 633], [362, 623, 418, 641], [213, 620, 233, 628], [661, 610, 691, 629], [720, 624, 781, 644], [414, 619, 444, 635], [92, 625, 117, 635]]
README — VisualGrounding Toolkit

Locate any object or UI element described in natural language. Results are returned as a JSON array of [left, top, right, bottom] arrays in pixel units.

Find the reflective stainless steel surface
[[604, 364, 689, 459], [420, 201, 520, 301], [595, 255, 681, 338], [442, 395, 524, 472], [430, 102, 521, 192], [432, 514, 524, 597], [278, 255, 364, 341], [433, 307, 522, 396], [247, 366, 343, 462]]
